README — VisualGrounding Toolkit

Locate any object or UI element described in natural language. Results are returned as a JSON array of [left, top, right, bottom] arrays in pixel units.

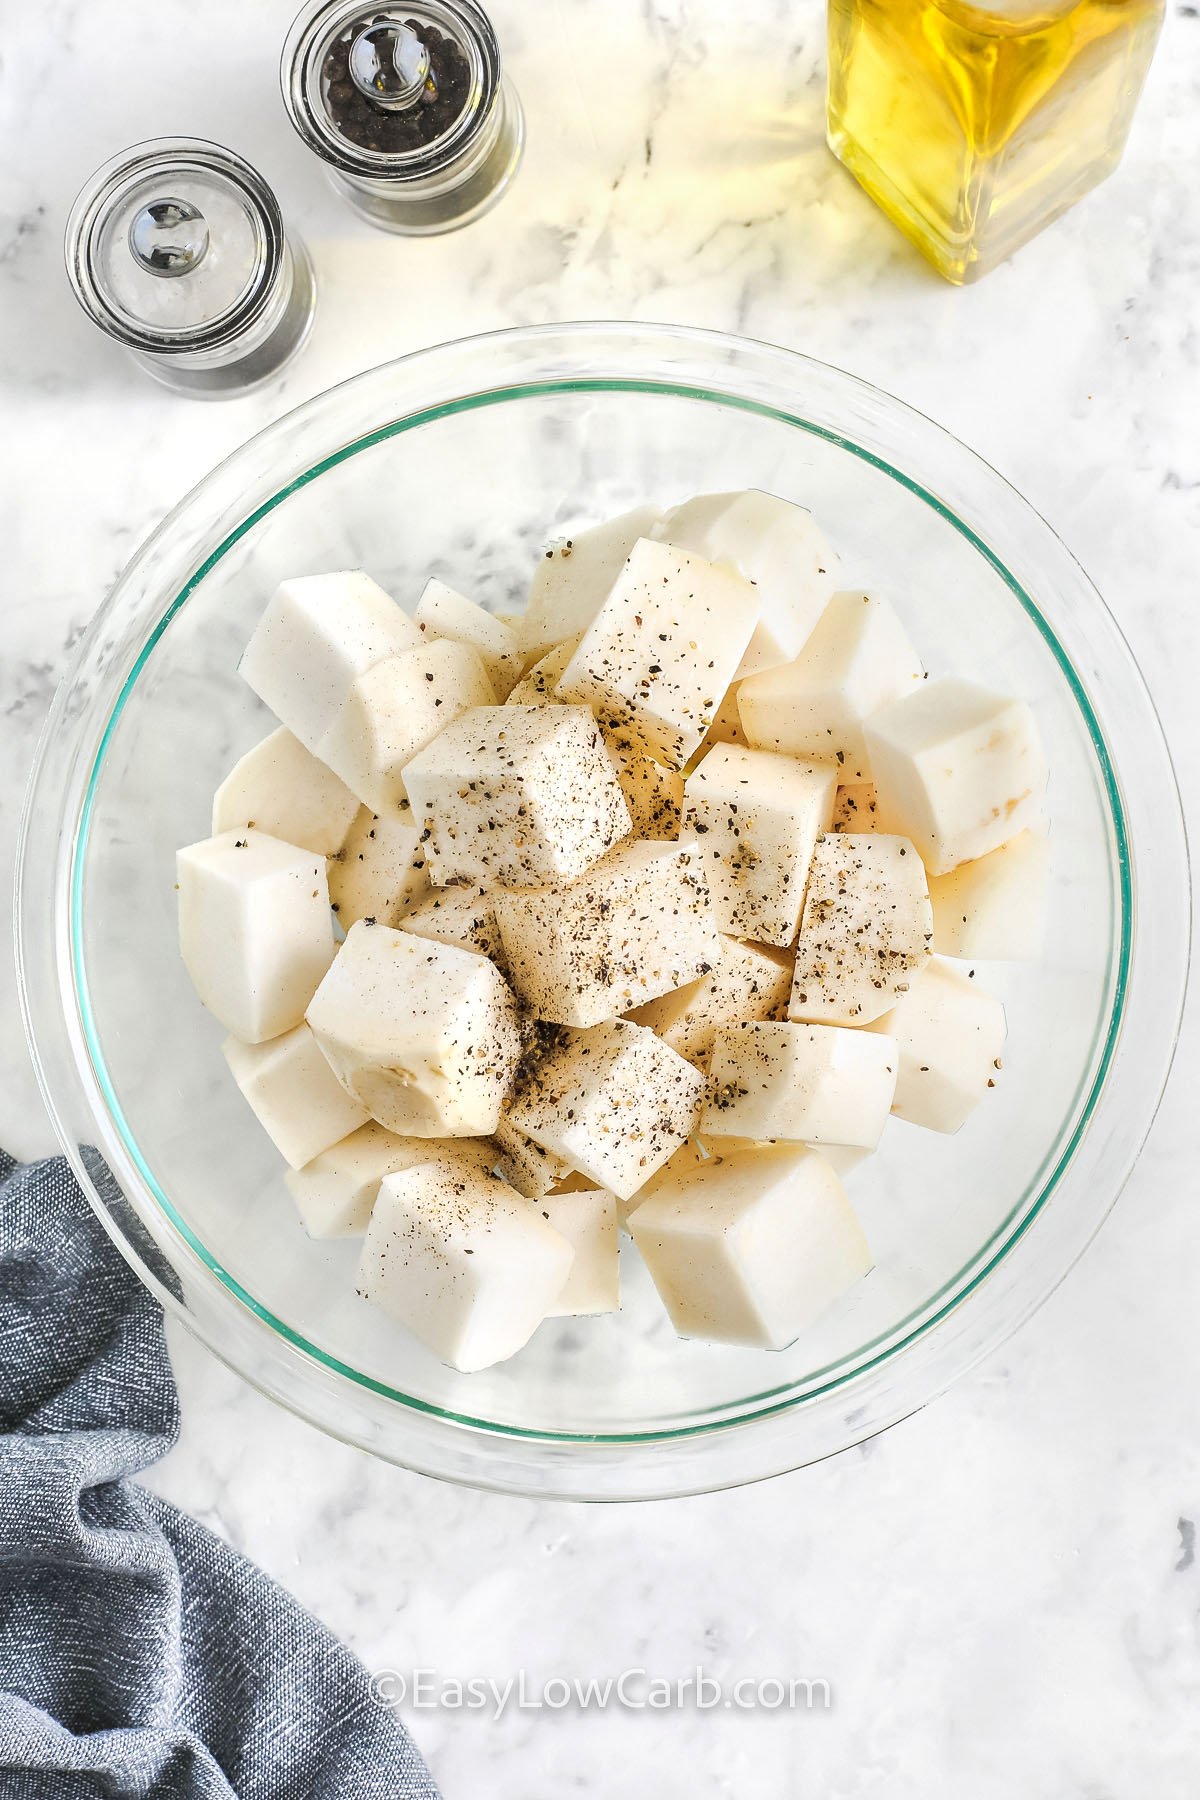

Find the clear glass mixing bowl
[[15, 323, 1188, 1500]]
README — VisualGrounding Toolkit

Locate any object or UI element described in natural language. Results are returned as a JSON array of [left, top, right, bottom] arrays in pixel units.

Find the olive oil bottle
[[827, 0, 1165, 284]]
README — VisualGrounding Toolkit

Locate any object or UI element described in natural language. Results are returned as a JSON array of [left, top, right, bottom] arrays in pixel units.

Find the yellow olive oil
[[827, 0, 1165, 283]]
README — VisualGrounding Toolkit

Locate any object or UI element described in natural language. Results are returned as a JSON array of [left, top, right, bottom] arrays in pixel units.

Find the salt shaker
[[281, 0, 524, 234], [65, 139, 316, 395]]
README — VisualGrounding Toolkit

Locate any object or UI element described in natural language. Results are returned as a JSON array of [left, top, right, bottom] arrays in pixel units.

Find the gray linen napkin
[[0, 1150, 439, 1800]]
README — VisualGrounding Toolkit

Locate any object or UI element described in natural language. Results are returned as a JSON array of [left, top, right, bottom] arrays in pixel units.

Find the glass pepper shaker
[[65, 138, 316, 395], [281, 0, 524, 234]]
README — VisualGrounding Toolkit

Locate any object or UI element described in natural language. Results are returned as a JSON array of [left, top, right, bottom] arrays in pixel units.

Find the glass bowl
[[15, 323, 1188, 1501]]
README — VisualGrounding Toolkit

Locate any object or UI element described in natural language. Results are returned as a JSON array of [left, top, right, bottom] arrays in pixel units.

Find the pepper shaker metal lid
[[282, 0, 524, 234], [65, 138, 316, 396]]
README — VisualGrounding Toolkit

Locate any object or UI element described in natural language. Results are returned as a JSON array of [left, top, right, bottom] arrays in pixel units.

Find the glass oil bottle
[[827, 0, 1165, 284]]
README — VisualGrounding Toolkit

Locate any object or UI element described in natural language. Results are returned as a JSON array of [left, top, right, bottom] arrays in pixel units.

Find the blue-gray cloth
[[0, 1151, 439, 1800]]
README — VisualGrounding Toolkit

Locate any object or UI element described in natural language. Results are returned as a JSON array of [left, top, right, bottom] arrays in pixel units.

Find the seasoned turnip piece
[[328, 805, 429, 928], [867, 958, 1006, 1133], [506, 1019, 706, 1199], [521, 504, 663, 661], [543, 1186, 620, 1316], [400, 883, 508, 972], [704, 1020, 898, 1149], [702, 1135, 872, 1180], [864, 677, 1047, 875], [627, 934, 793, 1069], [222, 1024, 369, 1170], [306, 921, 522, 1137], [684, 743, 837, 947], [738, 591, 923, 781], [789, 833, 933, 1026], [239, 571, 421, 751], [415, 577, 524, 696], [619, 1136, 709, 1229], [494, 837, 721, 1028], [831, 781, 879, 834], [316, 640, 496, 815], [177, 829, 335, 1043], [606, 744, 684, 840], [655, 490, 839, 678], [504, 634, 580, 707], [357, 1164, 574, 1371], [284, 1120, 494, 1238], [403, 703, 632, 892], [489, 1112, 572, 1200], [698, 680, 748, 751], [928, 829, 1049, 961], [555, 537, 758, 769], [629, 1145, 870, 1349], [212, 727, 359, 857]]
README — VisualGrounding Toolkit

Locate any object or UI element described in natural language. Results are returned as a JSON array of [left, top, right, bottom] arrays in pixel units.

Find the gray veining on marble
[[3, 2, 1199, 1793]]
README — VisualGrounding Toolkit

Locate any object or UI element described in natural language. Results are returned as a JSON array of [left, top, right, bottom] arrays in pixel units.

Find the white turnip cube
[[177, 829, 334, 1043], [607, 744, 684, 840], [494, 838, 721, 1028], [831, 781, 879, 834], [239, 571, 421, 751], [506, 1019, 706, 1199], [283, 1120, 494, 1238], [684, 743, 837, 946], [521, 504, 663, 660], [543, 1186, 620, 1316], [619, 1137, 710, 1229], [789, 833, 932, 1026], [704, 1020, 898, 1149], [222, 1023, 369, 1169], [863, 677, 1047, 876], [627, 933, 792, 1068], [211, 727, 359, 856], [504, 635, 580, 707], [701, 1134, 872, 1180], [867, 958, 1006, 1133], [696, 680, 748, 751], [738, 590, 923, 781], [416, 577, 523, 696], [317, 640, 496, 815], [655, 490, 839, 677], [306, 921, 522, 1137], [403, 703, 631, 891], [928, 829, 1049, 960], [629, 1144, 870, 1348], [555, 537, 758, 769], [357, 1164, 574, 1371], [489, 1113, 572, 1199], [328, 805, 430, 928], [400, 884, 507, 971]]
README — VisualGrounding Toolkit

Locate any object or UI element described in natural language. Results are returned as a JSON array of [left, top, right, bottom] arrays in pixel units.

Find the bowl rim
[[15, 320, 1191, 1498]]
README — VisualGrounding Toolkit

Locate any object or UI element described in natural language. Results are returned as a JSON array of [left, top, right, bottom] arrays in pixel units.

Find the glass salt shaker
[[281, 0, 524, 234], [65, 138, 316, 395]]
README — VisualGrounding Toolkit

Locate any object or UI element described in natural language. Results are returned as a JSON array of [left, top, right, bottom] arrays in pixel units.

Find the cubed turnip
[[177, 829, 335, 1043], [357, 1164, 574, 1371], [306, 921, 522, 1137]]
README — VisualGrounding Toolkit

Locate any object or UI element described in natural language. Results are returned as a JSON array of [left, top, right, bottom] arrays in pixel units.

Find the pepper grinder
[[282, 0, 524, 234], [65, 139, 316, 395]]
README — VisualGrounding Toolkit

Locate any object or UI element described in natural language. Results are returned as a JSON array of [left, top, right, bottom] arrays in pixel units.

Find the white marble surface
[[3, 1, 1200, 1793]]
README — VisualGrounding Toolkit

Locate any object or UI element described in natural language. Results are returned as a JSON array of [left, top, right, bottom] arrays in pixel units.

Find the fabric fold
[[0, 1153, 438, 1800]]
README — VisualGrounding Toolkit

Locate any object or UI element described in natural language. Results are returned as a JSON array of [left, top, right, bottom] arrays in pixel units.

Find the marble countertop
[[4, 2, 1199, 1792]]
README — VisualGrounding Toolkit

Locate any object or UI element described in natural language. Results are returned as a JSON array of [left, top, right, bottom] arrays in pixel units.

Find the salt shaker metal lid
[[65, 138, 315, 395], [282, 0, 524, 234]]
